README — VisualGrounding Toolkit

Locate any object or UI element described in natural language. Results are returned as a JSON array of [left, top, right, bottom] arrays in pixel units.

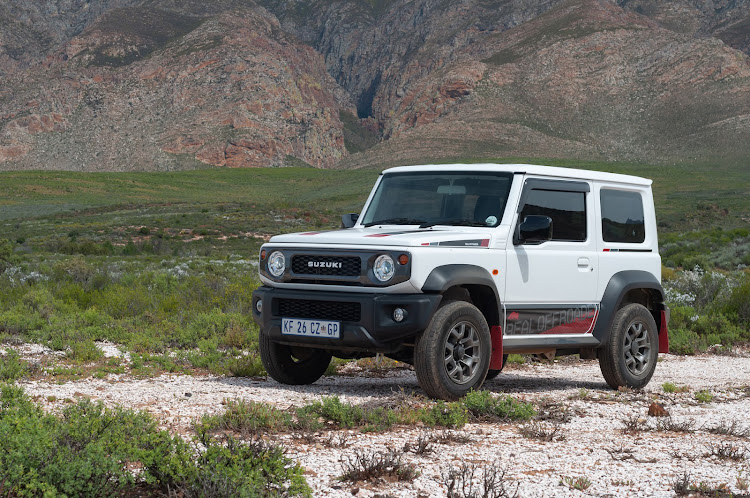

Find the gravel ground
[[11, 346, 750, 497]]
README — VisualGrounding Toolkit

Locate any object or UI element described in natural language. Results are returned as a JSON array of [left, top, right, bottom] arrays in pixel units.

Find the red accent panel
[[421, 242, 430, 246], [540, 310, 598, 335], [659, 310, 670, 354], [507, 312, 519, 320], [489, 326, 504, 370], [603, 248, 611, 252], [365, 234, 391, 238], [480, 239, 490, 247]]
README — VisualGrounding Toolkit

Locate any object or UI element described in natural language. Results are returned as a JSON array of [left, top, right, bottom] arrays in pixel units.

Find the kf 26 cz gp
[[252, 164, 669, 400]]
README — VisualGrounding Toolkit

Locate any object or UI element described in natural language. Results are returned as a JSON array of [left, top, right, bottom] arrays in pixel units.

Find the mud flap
[[658, 309, 670, 354], [489, 325, 504, 370]]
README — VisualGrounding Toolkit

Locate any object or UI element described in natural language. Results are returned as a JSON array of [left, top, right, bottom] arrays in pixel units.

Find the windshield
[[361, 171, 513, 228]]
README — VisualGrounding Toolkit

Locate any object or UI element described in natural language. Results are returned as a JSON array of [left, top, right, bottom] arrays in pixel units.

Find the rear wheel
[[259, 333, 331, 385], [599, 303, 658, 389], [414, 301, 491, 400]]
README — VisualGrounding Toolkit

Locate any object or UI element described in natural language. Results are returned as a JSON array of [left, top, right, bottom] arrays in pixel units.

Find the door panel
[[503, 178, 599, 334]]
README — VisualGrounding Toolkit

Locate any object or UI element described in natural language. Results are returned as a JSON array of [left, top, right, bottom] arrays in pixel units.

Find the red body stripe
[[365, 234, 391, 237]]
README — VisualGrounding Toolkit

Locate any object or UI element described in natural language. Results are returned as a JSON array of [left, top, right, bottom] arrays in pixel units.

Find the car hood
[[268, 227, 493, 248]]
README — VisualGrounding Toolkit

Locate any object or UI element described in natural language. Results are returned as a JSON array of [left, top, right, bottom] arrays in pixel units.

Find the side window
[[519, 189, 587, 242], [600, 189, 645, 243]]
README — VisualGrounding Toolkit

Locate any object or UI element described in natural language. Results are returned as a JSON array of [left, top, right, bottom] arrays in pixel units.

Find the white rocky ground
[[10, 346, 750, 497]]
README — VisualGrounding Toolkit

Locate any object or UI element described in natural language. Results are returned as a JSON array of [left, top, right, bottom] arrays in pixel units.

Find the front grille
[[278, 298, 361, 322], [291, 255, 361, 277]]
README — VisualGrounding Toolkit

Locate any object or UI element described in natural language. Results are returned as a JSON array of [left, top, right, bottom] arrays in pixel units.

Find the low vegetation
[[442, 463, 519, 498], [339, 448, 419, 483], [0, 384, 311, 497], [199, 392, 534, 437]]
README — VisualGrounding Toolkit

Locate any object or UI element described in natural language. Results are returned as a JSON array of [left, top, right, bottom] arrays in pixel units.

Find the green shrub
[[0, 385, 311, 497], [0, 350, 30, 381], [0, 239, 18, 274], [226, 353, 265, 377], [423, 400, 468, 428], [462, 390, 536, 421], [725, 274, 750, 324], [201, 399, 293, 434], [189, 436, 310, 497], [68, 339, 104, 363], [695, 390, 713, 403]]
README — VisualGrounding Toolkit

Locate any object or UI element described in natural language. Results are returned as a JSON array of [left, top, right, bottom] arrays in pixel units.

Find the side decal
[[421, 239, 490, 247], [505, 305, 599, 335]]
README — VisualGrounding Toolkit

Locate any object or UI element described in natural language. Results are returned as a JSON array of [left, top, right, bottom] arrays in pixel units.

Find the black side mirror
[[341, 213, 359, 228], [516, 215, 552, 245]]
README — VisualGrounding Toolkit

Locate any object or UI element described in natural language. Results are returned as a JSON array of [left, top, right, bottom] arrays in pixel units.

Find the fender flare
[[593, 270, 665, 345], [421, 264, 501, 316]]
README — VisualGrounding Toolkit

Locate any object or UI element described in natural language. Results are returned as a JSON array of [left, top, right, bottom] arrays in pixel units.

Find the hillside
[[0, 0, 748, 170]]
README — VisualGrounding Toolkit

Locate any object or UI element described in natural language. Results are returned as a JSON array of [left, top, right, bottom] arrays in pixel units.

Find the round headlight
[[373, 254, 395, 282], [267, 251, 285, 277]]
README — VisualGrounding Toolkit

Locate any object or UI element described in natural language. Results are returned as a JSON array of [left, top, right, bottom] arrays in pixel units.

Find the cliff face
[[0, 2, 351, 170], [1, 0, 748, 170]]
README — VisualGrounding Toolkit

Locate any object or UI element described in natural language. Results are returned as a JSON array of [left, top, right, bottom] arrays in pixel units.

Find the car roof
[[381, 163, 652, 186]]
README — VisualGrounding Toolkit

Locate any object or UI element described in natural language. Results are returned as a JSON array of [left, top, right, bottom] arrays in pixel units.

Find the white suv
[[252, 164, 670, 400]]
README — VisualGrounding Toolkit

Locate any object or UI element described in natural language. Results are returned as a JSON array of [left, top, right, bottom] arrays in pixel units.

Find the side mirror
[[341, 213, 359, 228], [516, 215, 552, 245]]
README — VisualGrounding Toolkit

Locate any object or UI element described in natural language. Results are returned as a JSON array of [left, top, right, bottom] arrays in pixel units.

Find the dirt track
[[15, 347, 750, 497]]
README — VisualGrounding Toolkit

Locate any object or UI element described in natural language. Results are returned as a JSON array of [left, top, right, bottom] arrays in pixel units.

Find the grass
[[0, 161, 748, 379]]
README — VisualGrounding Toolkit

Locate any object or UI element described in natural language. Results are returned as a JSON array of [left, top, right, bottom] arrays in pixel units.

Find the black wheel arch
[[421, 264, 501, 327], [593, 270, 666, 346]]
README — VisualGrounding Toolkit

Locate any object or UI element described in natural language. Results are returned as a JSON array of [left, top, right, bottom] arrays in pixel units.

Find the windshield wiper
[[363, 217, 427, 227], [420, 219, 489, 228]]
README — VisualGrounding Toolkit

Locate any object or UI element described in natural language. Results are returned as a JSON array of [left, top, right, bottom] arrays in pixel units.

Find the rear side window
[[519, 189, 587, 241], [600, 189, 645, 243]]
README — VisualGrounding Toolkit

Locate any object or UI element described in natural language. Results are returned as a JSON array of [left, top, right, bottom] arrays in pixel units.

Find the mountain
[[0, 0, 748, 170]]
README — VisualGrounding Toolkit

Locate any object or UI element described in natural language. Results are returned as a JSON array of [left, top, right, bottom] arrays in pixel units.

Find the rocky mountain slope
[[0, 0, 748, 170]]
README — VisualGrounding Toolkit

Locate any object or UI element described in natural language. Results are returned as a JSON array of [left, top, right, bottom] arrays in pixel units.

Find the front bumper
[[251, 286, 442, 353]]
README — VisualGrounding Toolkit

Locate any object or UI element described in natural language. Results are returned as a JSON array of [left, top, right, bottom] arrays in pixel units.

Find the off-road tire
[[485, 354, 509, 380], [259, 333, 331, 385], [599, 303, 658, 389], [414, 300, 491, 400]]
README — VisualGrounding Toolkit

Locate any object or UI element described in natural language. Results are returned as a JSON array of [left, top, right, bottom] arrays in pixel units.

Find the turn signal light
[[398, 254, 409, 265]]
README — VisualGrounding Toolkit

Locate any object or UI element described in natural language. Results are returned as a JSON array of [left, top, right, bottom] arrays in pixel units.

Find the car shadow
[[212, 370, 609, 400]]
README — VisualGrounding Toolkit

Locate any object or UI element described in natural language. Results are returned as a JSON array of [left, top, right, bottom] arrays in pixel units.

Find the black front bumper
[[251, 286, 442, 353]]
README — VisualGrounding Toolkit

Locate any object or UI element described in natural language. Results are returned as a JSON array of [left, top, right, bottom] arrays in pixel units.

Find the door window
[[519, 189, 587, 242]]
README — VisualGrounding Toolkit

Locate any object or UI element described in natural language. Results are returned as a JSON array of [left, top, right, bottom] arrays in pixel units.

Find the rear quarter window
[[600, 189, 645, 243]]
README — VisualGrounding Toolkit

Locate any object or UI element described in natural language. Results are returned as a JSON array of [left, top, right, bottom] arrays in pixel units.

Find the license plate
[[281, 318, 341, 339]]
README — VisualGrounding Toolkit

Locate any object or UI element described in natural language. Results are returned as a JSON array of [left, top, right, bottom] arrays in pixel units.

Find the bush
[[462, 390, 536, 421], [188, 436, 310, 497], [68, 339, 104, 363], [725, 273, 750, 324], [0, 385, 311, 497], [0, 350, 30, 381], [0, 239, 18, 274]]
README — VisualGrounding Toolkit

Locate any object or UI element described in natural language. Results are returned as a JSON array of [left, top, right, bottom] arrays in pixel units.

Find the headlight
[[373, 254, 395, 282], [268, 251, 285, 277]]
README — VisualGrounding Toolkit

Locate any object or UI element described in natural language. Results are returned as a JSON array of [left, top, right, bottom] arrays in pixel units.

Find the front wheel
[[414, 301, 491, 400], [599, 303, 658, 389], [259, 333, 331, 385]]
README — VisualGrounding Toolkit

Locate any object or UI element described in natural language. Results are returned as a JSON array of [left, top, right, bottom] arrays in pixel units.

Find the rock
[[648, 402, 669, 417]]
